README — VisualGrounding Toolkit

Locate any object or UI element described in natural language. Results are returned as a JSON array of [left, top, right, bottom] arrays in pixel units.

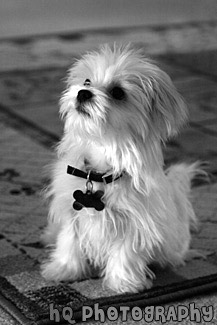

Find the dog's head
[[60, 44, 187, 144]]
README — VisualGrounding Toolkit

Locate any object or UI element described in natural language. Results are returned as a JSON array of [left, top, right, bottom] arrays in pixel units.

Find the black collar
[[67, 165, 123, 184]]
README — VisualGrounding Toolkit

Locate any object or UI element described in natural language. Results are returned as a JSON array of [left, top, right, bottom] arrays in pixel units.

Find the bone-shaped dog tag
[[73, 175, 105, 211], [73, 189, 105, 211]]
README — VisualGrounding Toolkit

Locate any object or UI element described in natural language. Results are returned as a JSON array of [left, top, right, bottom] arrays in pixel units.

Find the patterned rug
[[0, 51, 217, 323]]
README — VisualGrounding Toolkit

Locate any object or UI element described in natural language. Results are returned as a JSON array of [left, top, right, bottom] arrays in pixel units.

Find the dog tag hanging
[[73, 172, 105, 211]]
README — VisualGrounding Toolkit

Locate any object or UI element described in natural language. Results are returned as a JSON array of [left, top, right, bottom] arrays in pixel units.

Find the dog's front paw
[[103, 265, 154, 294], [41, 260, 73, 282], [104, 275, 153, 293], [41, 258, 90, 283]]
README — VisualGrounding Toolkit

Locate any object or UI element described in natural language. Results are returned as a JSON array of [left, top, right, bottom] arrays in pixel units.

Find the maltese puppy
[[41, 44, 200, 293]]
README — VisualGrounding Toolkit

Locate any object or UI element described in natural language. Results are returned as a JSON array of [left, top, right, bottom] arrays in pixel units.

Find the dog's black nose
[[77, 89, 93, 103]]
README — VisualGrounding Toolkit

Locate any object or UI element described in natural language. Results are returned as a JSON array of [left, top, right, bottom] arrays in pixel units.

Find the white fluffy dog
[[41, 44, 201, 293]]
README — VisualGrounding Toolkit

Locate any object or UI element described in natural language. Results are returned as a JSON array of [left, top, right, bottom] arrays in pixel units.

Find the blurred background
[[0, 0, 217, 38]]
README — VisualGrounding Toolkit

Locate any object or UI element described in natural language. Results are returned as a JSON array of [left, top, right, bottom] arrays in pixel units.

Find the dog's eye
[[110, 86, 125, 100], [84, 79, 91, 86]]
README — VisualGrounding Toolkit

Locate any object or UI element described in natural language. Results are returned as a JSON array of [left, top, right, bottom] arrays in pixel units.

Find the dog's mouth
[[76, 104, 91, 117]]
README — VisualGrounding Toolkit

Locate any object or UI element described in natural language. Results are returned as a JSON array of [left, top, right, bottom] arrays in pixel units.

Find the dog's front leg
[[41, 218, 90, 282], [103, 240, 154, 293]]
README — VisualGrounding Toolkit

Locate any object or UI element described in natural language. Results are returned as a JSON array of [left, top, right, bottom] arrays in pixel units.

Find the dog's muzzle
[[76, 89, 93, 116]]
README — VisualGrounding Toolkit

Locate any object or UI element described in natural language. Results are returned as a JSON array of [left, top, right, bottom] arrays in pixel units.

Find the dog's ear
[[149, 68, 188, 140]]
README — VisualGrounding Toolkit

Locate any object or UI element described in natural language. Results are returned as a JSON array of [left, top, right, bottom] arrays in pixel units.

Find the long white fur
[[41, 44, 200, 293]]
